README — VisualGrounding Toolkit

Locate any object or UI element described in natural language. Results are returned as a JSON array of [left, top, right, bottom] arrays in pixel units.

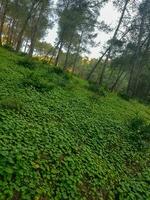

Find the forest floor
[[0, 47, 150, 200]]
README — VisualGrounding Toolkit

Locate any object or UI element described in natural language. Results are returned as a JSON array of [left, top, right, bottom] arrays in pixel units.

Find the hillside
[[0, 47, 150, 200]]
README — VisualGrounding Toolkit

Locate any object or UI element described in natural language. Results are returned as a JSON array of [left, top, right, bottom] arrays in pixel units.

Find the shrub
[[119, 92, 130, 101], [21, 73, 55, 92], [129, 114, 145, 131], [88, 83, 109, 97], [3, 44, 14, 51], [18, 52, 28, 57], [0, 97, 23, 112], [17, 57, 37, 69], [128, 114, 150, 150], [50, 67, 64, 75]]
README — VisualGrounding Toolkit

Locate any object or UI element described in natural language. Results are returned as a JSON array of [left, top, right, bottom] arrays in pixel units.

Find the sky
[[46, 1, 120, 59]]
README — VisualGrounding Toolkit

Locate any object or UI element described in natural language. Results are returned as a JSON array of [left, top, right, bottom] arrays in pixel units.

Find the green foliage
[[17, 57, 37, 70], [128, 114, 150, 150], [0, 47, 150, 199], [88, 83, 109, 97], [119, 92, 130, 101], [0, 97, 23, 112], [21, 72, 55, 92], [2, 44, 14, 52]]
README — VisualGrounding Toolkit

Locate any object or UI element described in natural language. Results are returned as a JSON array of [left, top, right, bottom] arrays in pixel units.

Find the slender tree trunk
[[29, 1, 45, 56], [97, 0, 130, 86], [28, 30, 36, 56], [0, 0, 8, 45], [87, 0, 130, 81], [8, 0, 19, 46], [133, 31, 150, 95], [54, 42, 63, 66], [115, 73, 127, 91], [127, 0, 148, 96], [108, 66, 115, 82], [63, 34, 74, 70], [16, 0, 39, 52], [63, 44, 71, 70], [48, 41, 61, 63], [72, 31, 83, 73], [11, 21, 19, 47], [110, 70, 124, 91], [43, 40, 60, 61], [24, 39, 28, 53], [87, 47, 109, 80], [7, 19, 16, 45], [6, 19, 12, 44]]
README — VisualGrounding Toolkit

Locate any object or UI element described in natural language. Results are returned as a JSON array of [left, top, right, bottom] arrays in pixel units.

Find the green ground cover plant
[[0, 47, 149, 200]]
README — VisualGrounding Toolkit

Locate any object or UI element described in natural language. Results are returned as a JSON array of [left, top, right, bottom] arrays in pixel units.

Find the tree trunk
[[63, 43, 71, 70], [72, 32, 83, 73], [97, 0, 130, 86], [7, 19, 16, 45], [87, 0, 130, 81], [29, 1, 45, 56], [127, 0, 148, 96], [87, 47, 109, 80], [54, 42, 63, 66], [0, 0, 8, 45], [133, 31, 150, 95], [24, 39, 28, 53], [48, 41, 61, 63], [110, 70, 124, 91], [63, 34, 74, 70], [16, 0, 39, 52]]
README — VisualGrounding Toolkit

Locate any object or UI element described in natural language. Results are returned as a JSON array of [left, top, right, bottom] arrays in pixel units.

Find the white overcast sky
[[46, 1, 120, 59]]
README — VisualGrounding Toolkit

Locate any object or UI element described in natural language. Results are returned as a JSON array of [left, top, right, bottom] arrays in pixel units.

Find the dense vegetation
[[0, 47, 150, 199]]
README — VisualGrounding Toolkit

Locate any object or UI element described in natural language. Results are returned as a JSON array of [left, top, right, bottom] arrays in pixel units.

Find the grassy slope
[[0, 47, 150, 200]]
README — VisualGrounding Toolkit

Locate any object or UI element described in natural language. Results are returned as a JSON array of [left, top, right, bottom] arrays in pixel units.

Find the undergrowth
[[0, 47, 149, 200]]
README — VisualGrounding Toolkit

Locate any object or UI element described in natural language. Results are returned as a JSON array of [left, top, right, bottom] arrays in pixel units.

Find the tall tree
[[15, 0, 41, 52], [87, 0, 130, 84], [0, 0, 9, 45]]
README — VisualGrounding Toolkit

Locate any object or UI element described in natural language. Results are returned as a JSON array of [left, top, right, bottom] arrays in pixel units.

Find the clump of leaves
[[129, 114, 145, 131], [0, 97, 23, 112], [88, 83, 109, 97], [3, 44, 14, 52], [119, 92, 130, 101], [17, 57, 37, 69], [128, 114, 150, 150], [18, 52, 28, 57], [50, 67, 64, 75], [21, 73, 55, 92]]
